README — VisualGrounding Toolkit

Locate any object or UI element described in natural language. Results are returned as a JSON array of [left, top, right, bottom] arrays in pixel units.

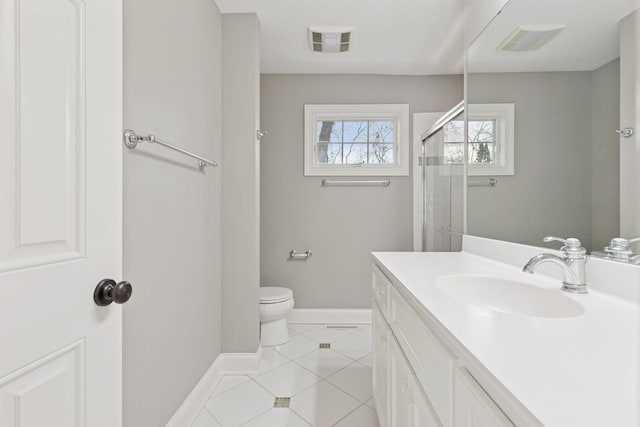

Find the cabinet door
[[454, 368, 514, 427], [373, 304, 391, 427], [409, 375, 440, 427], [390, 336, 412, 427]]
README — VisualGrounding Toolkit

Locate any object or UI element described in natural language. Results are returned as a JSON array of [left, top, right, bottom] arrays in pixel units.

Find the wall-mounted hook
[[256, 129, 268, 140]]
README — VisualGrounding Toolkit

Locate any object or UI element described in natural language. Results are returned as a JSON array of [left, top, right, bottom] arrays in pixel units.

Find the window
[[304, 104, 409, 176], [443, 103, 514, 176]]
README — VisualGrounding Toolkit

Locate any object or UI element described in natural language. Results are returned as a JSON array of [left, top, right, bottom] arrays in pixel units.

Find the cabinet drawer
[[391, 285, 455, 426], [454, 368, 514, 427], [372, 264, 391, 321]]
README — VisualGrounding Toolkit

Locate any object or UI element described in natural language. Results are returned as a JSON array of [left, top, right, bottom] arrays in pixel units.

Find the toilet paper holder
[[289, 250, 312, 261]]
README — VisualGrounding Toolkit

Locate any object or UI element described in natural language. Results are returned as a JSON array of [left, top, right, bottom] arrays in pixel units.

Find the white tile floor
[[192, 324, 379, 427]]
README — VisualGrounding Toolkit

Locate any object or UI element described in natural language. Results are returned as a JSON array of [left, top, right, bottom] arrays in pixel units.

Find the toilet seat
[[259, 287, 293, 304]]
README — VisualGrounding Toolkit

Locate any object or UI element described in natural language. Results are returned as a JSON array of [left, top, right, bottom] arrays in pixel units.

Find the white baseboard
[[220, 345, 263, 374], [165, 356, 224, 427], [287, 308, 372, 324], [165, 346, 263, 427]]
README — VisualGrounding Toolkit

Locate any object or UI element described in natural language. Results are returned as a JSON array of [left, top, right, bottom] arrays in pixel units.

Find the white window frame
[[303, 104, 410, 176], [467, 103, 515, 176]]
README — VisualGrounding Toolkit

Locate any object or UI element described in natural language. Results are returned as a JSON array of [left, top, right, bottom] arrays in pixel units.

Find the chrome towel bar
[[289, 250, 312, 260], [123, 129, 218, 171], [321, 179, 391, 187], [468, 178, 497, 187]]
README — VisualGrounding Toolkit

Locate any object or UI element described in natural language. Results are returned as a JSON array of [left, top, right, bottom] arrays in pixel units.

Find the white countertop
[[373, 240, 640, 427]]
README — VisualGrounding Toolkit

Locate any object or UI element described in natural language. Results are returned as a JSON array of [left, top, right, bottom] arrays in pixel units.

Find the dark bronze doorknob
[[94, 279, 133, 306]]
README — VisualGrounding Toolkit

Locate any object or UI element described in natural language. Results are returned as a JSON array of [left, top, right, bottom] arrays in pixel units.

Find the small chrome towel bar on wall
[[321, 179, 391, 187], [468, 178, 497, 187], [289, 250, 312, 260], [616, 127, 634, 138], [123, 129, 218, 171]]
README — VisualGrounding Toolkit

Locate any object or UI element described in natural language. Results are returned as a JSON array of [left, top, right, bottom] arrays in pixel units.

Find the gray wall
[[221, 14, 261, 353], [123, 0, 222, 425], [261, 74, 463, 309], [467, 64, 620, 251]]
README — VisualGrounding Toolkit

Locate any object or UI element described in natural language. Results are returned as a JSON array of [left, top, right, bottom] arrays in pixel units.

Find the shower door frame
[[413, 101, 466, 252]]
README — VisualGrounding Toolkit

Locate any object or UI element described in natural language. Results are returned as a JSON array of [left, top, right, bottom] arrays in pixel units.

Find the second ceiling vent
[[309, 26, 353, 53]]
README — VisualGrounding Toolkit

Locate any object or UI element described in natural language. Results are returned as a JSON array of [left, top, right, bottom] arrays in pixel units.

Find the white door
[[0, 0, 123, 425]]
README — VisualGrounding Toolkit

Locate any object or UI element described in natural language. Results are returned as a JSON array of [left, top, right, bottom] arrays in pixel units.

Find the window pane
[[469, 142, 496, 164], [342, 121, 368, 143], [343, 143, 367, 164], [369, 121, 395, 143], [369, 143, 394, 164], [444, 143, 464, 164], [317, 143, 342, 164], [444, 120, 464, 143], [317, 121, 342, 142], [468, 120, 495, 142]]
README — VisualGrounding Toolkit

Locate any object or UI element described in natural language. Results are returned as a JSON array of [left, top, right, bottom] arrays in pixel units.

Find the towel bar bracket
[[123, 129, 142, 149]]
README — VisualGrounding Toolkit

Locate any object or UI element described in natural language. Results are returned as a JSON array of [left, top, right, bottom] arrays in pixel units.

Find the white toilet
[[259, 287, 294, 347]]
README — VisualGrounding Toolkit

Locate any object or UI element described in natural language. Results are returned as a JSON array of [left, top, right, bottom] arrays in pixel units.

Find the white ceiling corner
[[214, 0, 466, 75]]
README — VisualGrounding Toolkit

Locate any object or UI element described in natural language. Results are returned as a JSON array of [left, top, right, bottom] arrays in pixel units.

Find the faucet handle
[[543, 236, 581, 247], [543, 236, 586, 257], [607, 237, 639, 249], [604, 237, 640, 259]]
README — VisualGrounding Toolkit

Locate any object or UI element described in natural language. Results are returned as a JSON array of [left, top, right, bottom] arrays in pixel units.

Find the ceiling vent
[[498, 24, 566, 51], [309, 26, 353, 53]]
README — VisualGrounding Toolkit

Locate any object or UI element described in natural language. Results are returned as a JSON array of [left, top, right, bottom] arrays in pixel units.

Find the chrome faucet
[[522, 236, 588, 294]]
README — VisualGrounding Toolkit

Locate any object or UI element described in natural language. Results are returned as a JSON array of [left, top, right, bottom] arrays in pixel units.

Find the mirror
[[466, 0, 640, 258]]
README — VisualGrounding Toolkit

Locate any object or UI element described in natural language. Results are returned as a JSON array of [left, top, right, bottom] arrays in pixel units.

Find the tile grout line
[[287, 379, 358, 427], [209, 324, 373, 427], [203, 404, 224, 427], [236, 403, 274, 427], [331, 401, 371, 426], [323, 361, 373, 405], [208, 375, 253, 400], [291, 350, 357, 381], [250, 376, 278, 398]]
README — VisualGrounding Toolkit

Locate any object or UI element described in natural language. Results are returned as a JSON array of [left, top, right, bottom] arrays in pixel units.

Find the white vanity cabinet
[[372, 265, 441, 427], [373, 303, 391, 427], [390, 332, 440, 427], [454, 368, 513, 426], [372, 263, 515, 427], [373, 303, 439, 427]]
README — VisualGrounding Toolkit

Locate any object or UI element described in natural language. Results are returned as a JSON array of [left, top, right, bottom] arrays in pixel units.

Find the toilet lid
[[260, 287, 293, 303]]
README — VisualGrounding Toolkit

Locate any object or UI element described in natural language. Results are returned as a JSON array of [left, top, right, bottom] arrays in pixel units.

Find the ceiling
[[469, 0, 640, 73], [214, 0, 466, 75]]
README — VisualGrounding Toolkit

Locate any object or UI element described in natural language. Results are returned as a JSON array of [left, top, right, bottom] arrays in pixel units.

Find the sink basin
[[435, 275, 585, 318]]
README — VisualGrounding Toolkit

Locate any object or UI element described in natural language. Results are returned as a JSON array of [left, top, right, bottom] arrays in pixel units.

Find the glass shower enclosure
[[420, 101, 465, 252]]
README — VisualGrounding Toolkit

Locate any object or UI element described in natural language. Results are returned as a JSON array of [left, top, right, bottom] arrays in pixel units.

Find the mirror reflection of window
[[442, 119, 498, 165]]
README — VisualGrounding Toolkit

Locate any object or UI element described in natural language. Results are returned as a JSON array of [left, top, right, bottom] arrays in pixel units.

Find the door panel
[[0, 0, 122, 424], [0, 341, 85, 427], [0, 0, 86, 271]]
